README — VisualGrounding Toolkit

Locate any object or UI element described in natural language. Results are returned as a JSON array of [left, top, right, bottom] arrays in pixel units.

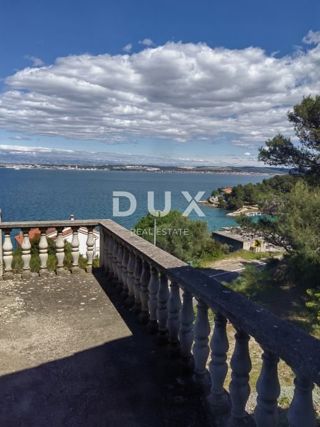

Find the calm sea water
[[0, 169, 266, 231]]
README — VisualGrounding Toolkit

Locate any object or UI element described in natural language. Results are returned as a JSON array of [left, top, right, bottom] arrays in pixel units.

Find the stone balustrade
[[0, 220, 99, 277], [1, 218, 320, 426], [99, 219, 320, 427]]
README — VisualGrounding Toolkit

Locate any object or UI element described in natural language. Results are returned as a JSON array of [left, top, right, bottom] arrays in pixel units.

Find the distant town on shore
[[0, 162, 287, 175]]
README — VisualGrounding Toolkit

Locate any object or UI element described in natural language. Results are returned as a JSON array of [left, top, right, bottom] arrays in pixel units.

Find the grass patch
[[200, 249, 281, 268]]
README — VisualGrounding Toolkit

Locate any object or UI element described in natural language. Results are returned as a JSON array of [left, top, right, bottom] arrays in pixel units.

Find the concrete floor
[[0, 270, 209, 427]]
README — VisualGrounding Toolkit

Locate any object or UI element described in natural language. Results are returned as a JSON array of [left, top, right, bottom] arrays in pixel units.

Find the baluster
[[111, 241, 119, 287], [109, 238, 117, 279], [125, 250, 135, 307], [208, 313, 230, 414], [112, 240, 120, 283], [133, 254, 142, 313], [71, 227, 80, 272], [3, 229, 13, 278], [147, 266, 159, 333], [107, 236, 115, 279], [21, 229, 31, 277], [103, 234, 110, 276], [39, 228, 48, 275], [168, 280, 181, 352], [157, 272, 169, 343], [115, 242, 122, 283], [86, 226, 94, 272], [101, 230, 107, 272], [0, 211, 3, 278], [288, 376, 316, 427], [254, 351, 280, 427], [179, 289, 195, 367], [139, 260, 150, 324], [229, 329, 252, 425], [193, 299, 210, 386], [120, 246, 128, 296], [56, 227, 65, 275]]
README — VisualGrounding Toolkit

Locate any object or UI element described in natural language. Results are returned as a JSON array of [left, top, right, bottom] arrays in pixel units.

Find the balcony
[[0, 219, 319, 427]]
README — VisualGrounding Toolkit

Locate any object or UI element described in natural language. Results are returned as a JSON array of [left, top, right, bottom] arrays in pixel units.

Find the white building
[[15, 226, 100, 259], [47, 227, 100, 259]]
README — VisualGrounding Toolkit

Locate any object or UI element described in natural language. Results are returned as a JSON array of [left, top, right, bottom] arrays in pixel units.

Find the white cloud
[[122, 43, 133, 53], [303, 30, 320, 45], [139, 38, 154, 47], [0, 144, 73, 153], [0, 32, 319, 151], [24, 55, 45, 67], [244, 152, 251, 156]]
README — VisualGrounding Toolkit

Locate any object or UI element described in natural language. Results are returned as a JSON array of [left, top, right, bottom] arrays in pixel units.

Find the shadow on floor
[[0, 269, 210, 427]]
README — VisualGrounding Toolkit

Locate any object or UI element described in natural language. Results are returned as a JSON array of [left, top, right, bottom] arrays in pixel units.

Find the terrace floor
[[0, 270, 209, 427]]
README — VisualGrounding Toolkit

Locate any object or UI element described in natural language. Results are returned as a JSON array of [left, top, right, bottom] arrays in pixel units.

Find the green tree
[[239, 181, 320, 286], [134, 210, 227, 266], [259, 95, 320, 179], [306, 287, 320, 330]]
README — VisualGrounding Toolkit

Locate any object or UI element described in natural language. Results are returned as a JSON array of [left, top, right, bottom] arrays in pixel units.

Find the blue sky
[[0, 0, 319, 165]]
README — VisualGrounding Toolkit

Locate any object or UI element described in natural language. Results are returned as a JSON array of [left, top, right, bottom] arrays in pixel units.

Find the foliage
[[228, 263, 320, 335], [134, 210, 228, 266], [259, 95, 320, 179], [306, 287, 320, 327], [225, 264, 273, 300], [220, 174, 300, 211], [238, 180, 320, 287], [222, 96, 320, 289], [210, 189, 220, 197]]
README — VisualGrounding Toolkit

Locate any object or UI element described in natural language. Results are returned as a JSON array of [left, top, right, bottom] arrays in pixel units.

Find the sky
[[0, 0, 320, 166]]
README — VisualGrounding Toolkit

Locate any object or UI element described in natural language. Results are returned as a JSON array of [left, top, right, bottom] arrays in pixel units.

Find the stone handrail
[[1, 218, 319, 426], [0, 219, 100, 229], [99, 219, 320, 427]]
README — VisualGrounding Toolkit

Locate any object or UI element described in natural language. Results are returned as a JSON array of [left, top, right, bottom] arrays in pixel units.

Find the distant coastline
[[0, 163, 287, 176]]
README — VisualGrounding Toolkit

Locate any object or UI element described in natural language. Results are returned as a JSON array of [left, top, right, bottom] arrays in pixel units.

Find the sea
[[0, 168, 267, 231]]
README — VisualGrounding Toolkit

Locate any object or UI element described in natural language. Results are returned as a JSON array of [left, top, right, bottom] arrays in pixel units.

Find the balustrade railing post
[[139, 260, 150, 324], [168, 280, 181, 353], [133, 252, 142, 313], [193, 299, 210, 387], [208, 313, 230, 414], [147, 265, 159, 333], [21, 229, 31, 278], [111, 238, 118, 282], [120, 245, 129, 296], [99, 226, 104, 269], [103, 232, 110, 275], [71, 227, 80, 273], [254, 351, 280, 427], [86, 226, 94, 273], [106, 233, 114, 278], [229, 329, 252, 426], [157, 272, 169, 343], [114, 241, 121, 283], [179, 289, 195, 368], [3, 229, 13, 279], [106, 236, 115, 279], [287, 376, 316, 427], [125, 249, 135, 307], [0, 209, 3, 278], [56, 227, 65, 275], [39, 228, 49, 275]]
